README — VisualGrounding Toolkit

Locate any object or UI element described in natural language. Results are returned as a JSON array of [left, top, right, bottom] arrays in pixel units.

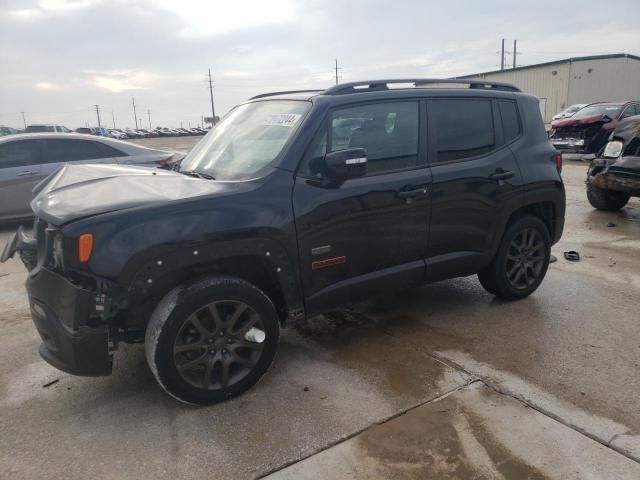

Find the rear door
[[292, 100, 432, 314], [0, 139, 43, 220], [425, 97, 524, 280]]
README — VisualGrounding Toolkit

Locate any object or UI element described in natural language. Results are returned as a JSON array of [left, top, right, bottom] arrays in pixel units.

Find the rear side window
[[45, 139, 112, 163], [498, 100, 521, 143], [0, 140, 40, 168], [432, 99, 495, 162]]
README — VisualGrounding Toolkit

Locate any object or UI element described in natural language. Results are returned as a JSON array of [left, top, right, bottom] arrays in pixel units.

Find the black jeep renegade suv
[[2, 79, 565, 405]]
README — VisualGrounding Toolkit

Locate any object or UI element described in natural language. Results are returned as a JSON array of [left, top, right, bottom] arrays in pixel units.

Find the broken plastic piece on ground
[[244, 327, 266, 344], [606, 221, 616, 227], [42, 379, 59, 388], [564, 251, 580, 262]]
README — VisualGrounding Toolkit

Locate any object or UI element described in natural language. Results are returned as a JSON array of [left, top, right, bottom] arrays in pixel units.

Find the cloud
[[92, 71, 160, 92], [1, 0, 639, 129], [34, 81, 60, 90], [151, 0, 295, 37]]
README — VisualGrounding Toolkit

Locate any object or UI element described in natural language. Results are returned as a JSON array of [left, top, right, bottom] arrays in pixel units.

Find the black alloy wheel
[[173, 300, 266, 391]]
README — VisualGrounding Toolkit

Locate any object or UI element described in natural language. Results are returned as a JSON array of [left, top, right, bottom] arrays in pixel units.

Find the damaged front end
[[587, 138, 640, 197], [1, 217, 127, 377], [549, 114, 612, 160]]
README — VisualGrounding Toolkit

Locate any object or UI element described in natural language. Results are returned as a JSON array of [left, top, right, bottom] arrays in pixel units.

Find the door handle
[[489, 170, 515, 182], [398, 187, 430, 199], [16, 170, 37, 177]]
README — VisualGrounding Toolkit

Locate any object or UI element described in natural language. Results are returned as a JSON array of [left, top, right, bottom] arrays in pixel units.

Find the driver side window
[[300, 101, 419, 177]]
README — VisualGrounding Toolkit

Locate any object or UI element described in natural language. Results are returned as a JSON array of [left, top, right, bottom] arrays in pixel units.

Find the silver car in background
[[0, 133, 177, 222]]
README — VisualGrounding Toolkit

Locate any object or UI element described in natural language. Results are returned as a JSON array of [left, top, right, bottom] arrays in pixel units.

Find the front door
[[0, 139, 43, 220], [292, 100, 432, 314]]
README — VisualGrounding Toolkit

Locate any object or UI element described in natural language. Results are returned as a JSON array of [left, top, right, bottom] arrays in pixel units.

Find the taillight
[[78, 233, 94, 263], [552, 152, 562, 174]]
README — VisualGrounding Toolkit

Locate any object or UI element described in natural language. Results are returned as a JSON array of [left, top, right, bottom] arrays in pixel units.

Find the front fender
[[124, 236, 302, 315]]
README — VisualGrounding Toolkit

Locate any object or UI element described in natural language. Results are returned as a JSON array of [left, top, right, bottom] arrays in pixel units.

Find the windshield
[[180, 100, 310, 181], [572, 104, 622, 119]]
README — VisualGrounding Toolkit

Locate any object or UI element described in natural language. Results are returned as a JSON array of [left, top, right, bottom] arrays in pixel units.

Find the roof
[[457, 53, 640, 78], [0, 132, 171, 154], [249, 78, 522, 102], [0, 132, 98, 142]]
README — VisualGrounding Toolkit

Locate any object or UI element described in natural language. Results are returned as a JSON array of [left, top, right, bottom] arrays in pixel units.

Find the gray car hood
[[32, 164, 232, 225]]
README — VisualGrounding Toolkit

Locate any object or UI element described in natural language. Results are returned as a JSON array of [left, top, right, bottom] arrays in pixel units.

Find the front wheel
[[145, 276, 280, 405], [478, 216, 551, 300], [586, 182, 630, 211]]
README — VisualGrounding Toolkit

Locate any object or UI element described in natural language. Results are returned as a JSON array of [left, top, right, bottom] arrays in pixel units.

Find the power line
[[132, 97, 139, 130], [208, 68, 216, 125]]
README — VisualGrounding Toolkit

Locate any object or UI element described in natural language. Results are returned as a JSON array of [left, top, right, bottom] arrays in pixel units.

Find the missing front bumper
[[26, 268, 112, 377]]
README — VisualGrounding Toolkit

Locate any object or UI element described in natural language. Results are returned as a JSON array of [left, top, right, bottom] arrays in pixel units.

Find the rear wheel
[[145, 276, 279, 405], [586, 182, 630, 211], [478, 216, 551, 300]]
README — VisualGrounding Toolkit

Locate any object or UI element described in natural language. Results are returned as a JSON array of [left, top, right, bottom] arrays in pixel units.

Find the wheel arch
[[122, 238, 303, 328]]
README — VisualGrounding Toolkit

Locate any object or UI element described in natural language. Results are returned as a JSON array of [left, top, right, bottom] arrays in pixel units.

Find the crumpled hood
[[551, 114, 608, 129], [32, 164, 236, 225]]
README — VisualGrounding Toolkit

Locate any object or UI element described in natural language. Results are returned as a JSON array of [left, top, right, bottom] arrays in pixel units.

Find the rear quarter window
[[498, 99, 521, 143]]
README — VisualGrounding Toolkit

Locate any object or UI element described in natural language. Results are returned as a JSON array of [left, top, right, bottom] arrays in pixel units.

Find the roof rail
[[323, 78, 521, 95], [249, 89, 324, 100]]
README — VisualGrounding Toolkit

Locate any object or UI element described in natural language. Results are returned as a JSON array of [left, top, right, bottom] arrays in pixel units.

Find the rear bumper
[[26, 268, 111, 376]]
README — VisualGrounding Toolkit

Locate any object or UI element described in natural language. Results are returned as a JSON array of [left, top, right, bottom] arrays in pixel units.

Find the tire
[[145, 276, 280, 405], [586, 183, 630, 211], [477, 216, 551, 301]]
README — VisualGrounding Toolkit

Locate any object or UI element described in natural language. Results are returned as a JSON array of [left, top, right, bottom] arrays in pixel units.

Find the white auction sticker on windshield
[[263, 114, 302, 127]]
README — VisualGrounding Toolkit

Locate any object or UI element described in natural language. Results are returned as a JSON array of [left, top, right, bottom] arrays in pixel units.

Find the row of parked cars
[[0, 124, 209, 139], [102, 127, 208, 140]]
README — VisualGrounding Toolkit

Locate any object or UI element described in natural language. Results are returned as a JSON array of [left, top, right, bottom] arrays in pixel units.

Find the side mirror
[[323, 148, 367, 180]]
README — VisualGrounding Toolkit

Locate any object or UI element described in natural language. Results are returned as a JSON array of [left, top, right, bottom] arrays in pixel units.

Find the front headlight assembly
[[603, 140, 623, 158]]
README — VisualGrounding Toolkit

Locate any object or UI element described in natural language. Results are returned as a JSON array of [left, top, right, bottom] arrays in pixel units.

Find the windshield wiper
[[179, 170, 216, 180]]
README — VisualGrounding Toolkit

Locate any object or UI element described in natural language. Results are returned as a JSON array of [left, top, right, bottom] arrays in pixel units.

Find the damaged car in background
[[548, 101, 640, 160], [586, 115, 640, 211], [551, 103, 587, 121]]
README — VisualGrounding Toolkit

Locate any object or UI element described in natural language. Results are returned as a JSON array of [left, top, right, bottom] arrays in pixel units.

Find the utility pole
[[513, 39, 517, 68], [20, 112, 27, 129], [132, 97, 139, 129], [500, 39, 505, 70], [335, 59, 339, 85], [111, 111, 116, 129], [94, 104, 102, 127], [147, 109, 152, 129], [208, 68, 216, 125]]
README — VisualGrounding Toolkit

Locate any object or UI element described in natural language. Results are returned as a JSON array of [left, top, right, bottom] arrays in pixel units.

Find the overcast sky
[[1, 0, 639, 129]]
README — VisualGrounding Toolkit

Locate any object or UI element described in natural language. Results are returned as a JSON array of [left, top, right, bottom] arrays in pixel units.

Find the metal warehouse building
[[459, 53, 640, 123]]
